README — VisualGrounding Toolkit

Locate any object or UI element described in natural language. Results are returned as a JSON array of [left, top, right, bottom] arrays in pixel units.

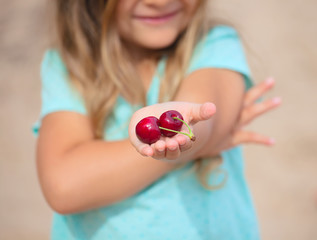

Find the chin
[[144, 41, 175, 50], [136, 32, 179, 50]]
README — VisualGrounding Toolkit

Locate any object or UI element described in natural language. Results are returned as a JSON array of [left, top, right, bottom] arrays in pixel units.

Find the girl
[[34, 0, 280, 239]]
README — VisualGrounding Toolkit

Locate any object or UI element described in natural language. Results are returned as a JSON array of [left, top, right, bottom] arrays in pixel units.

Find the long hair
[[54, 0, 223, 190]]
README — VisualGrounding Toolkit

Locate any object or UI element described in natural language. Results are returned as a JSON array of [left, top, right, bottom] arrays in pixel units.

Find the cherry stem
[[158, 117, 196, 141]]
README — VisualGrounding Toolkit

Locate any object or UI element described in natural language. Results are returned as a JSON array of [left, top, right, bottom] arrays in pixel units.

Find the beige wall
[[1, 0, 316, 239]]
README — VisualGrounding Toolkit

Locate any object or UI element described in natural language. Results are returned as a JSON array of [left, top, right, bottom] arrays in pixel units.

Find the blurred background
[[1, 0, 316, 239]]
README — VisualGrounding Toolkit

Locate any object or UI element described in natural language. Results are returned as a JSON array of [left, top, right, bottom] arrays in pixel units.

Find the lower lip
[[134, 10, 180, 25]]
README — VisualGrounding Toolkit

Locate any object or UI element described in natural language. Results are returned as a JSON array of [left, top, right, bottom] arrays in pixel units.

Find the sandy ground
[[1, 0, 316, 239]]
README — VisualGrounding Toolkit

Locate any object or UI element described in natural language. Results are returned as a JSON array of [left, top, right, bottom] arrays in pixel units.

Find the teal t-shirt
[[33, 26, 260, 240]]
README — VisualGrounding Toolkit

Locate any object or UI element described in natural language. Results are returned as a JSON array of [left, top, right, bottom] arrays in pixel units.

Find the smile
[[133, 9, 181, 25]]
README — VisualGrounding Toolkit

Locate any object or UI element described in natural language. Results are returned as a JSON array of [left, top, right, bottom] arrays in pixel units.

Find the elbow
[[47, 196, 74, 215], [47, 193, 121, 215], [42, 179, 80, 215], [42, 178, 119, 215]]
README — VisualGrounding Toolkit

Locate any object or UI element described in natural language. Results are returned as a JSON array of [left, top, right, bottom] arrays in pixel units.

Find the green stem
[[174, 117, 195, 140], [158, 117, 196, 141]]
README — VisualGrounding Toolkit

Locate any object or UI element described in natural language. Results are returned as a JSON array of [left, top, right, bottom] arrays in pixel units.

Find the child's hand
[[129, 102, 216, 162], [200, 77, 282, 157]]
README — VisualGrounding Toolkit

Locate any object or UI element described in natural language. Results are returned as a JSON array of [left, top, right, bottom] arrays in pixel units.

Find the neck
[[123, 41, 159, 64], [121, 41, 161, 90]]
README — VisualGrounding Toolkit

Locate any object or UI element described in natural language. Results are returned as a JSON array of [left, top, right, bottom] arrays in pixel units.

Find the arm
[[203, 77, 281, 156], [130, 68, 245, 161], [37, 113, 179, 214], [36, 68, 243, 214], [175, 68, 245, 157]]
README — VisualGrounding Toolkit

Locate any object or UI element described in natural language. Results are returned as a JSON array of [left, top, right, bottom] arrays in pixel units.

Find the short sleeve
[[187, 25, 253, 90], [32, 50, 87, 135]]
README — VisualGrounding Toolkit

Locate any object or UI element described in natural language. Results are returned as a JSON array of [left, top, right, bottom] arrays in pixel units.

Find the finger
[[175, 134, 192, 152], [244, 77, 275, 107], [239, 97, 282, 127], [190, 102, 216, 125], [152, 140, 166, 159], [138, 144, 154, 157], [132, 133, 155, 157], [232, 130, 275, 146], [165, 138, 181, 160]]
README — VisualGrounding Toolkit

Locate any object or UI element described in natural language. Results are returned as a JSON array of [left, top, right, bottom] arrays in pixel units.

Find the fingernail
[[158, 148, 165, 152], [268, 138, 276, 145], [145, 148, 152, 156], [177, 136, 187, 146], [169, 146, 177, 151], [265, 77, 275, 86], [272, 97, 282, 105]]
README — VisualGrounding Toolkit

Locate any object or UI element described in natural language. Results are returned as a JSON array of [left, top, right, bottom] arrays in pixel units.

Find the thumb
[[190, 102, 216, 125]]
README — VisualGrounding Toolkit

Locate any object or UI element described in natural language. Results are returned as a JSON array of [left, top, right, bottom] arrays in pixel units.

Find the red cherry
[[159, 110, 184, 137], [135, 116, 161, 144], [158, 110, 196, 141]]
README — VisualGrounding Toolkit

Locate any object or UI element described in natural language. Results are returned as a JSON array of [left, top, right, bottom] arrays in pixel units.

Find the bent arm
[[36, 68, 244, 214], [37, 113, 178, 214], [174, 68, 245, 157]]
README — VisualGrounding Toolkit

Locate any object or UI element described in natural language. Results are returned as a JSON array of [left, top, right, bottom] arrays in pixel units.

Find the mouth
[[133, 9, 181, 25]]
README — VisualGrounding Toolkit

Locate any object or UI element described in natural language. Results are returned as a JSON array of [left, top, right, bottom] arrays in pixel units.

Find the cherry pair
[[135, 110, 195, 144]]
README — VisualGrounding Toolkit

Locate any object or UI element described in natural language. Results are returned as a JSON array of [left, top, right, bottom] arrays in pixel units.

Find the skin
[[116, 0, 198, 50], [37, 0, 281, 214]]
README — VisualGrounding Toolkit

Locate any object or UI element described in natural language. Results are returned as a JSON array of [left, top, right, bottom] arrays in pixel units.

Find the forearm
[[38, 139, 179, 214], [178, 113, 214, 160], [174, 69, 245, 157]]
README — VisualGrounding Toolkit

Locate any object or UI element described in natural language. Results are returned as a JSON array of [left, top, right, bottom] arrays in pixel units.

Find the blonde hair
[[54, 0, 224, 190]]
